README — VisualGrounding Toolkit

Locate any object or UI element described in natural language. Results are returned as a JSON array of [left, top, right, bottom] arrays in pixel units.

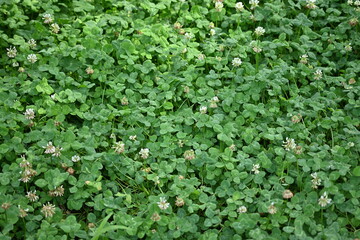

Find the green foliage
[[0, 0, 359, 239]]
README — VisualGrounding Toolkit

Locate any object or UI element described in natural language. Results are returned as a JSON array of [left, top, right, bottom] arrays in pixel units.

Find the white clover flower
[[249, 0, 259, 9], [139, 148, 150, 159], [24, 108, 35, 120], [318, 192, 332, 207], [348, 0, 353, 5], [12, 62, 19, 67], [237, 206, 247, 213], [311, 172, 322, 189], [184, 32, 193, 40], [200, 106, 207, 114], [26, 190, 39, 202], [157, 197, 170, 210], [113, 141, 125, 154], [27, 54, 37, 63], [198, 53, 205, 60], [42, 13, 53, 24], [300, 54, 308, 64], [252, 164, 260, 174], [28, 39, 37, 49], [52, 147, 63, 157], [182, 48, 187, 54], [71, 155, 80, 162], [232, 57, 242, 67], [7, 46, 17, 58], [306, 0, 317, 9], [210, 96, 220, 108], [283, 137, 296, 151], [235, 2, 244, 11], [345, 43, 352, 52], [314, 69, 323, 80], [129, 135, 137, 141], [254, 27, 265, 36], [43, 142, 56, 154], [215, 1, 224, 11], [210, 29, 216, 36], [355, 0, 360, 6], [41, 202, 56, 218], [50, 23, 60, 33], [209, 22, 215, 29]]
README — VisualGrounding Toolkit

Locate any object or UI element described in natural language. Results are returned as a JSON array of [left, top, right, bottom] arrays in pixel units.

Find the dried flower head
[[237, 206, 247, 213], [184, 150, 195, 160], [26, 190, 39, 202], [157, 197, 170, 210], [349, 18, 359, 26], [151, 212, 161, 221], [7, 46, 17, 58], [175, 197, 185, 207], [86, 67, 94, 74], [173, 22, 182, 29], [49, 185, 64, 197], [121, 96, 129, 105], [282, 189, 294, 199], [41, 202, 56, 218], [291, 114, 302, 123], [1, 202, 11, 210], [229, 144, 236, 151], [294, 145, 303, 154], [178, 175, 185, 180], [19, 206, 29, 218], [67, 167, 75, 175], [113, 141, 125, 154], [268, 202, 277, 214], [349, 78, 356, 85]]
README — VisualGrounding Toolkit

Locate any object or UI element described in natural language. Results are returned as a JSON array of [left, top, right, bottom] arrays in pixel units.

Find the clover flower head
[[184, 32, 194, 40], [175, 197, 185, 207], [306, 0, 317, 9], [139, 148, 150, 159], [24, 108, 35, 120], [232, 57, 242, 67], [184, 150, 195, 160], [28, 39, 37, 49], [151, 212, 161, 221], [311, 172, 322, 189], [42, 13, 53, 24], [6, 46, 17, 58], [52, 147, 63, 157], [71, 155, 81, 162], [157, 197, 170, 210], [249, 0, 259, 9], [19, 206, 29, 218], [235, 2, 244, 11], [113, 141, 125, 154], [50, 23, 60, 33], [314, 69, 323, 80], [41, 202, 56, 218], [43, 142, 56, 154], [27, 54, 37, 63], [237, 206, 247, 213], [318, 192, 332, 207], [129, 135, 137, 141], [200, 106, 207, 114], [49, 185, 64, 197], [198, 53, 205, 60], [254, 26, 265, 36], [210, 29, 216, 36], [282, 189, 294, 199], [283, 137, 296, 151], [252, 164, 260, 174], [345, 43, 352, 52], [268, 202, 277, 214], [26, 190, 39, 202], [215, 1, 224, 11], [300, 54, 308, 64]]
